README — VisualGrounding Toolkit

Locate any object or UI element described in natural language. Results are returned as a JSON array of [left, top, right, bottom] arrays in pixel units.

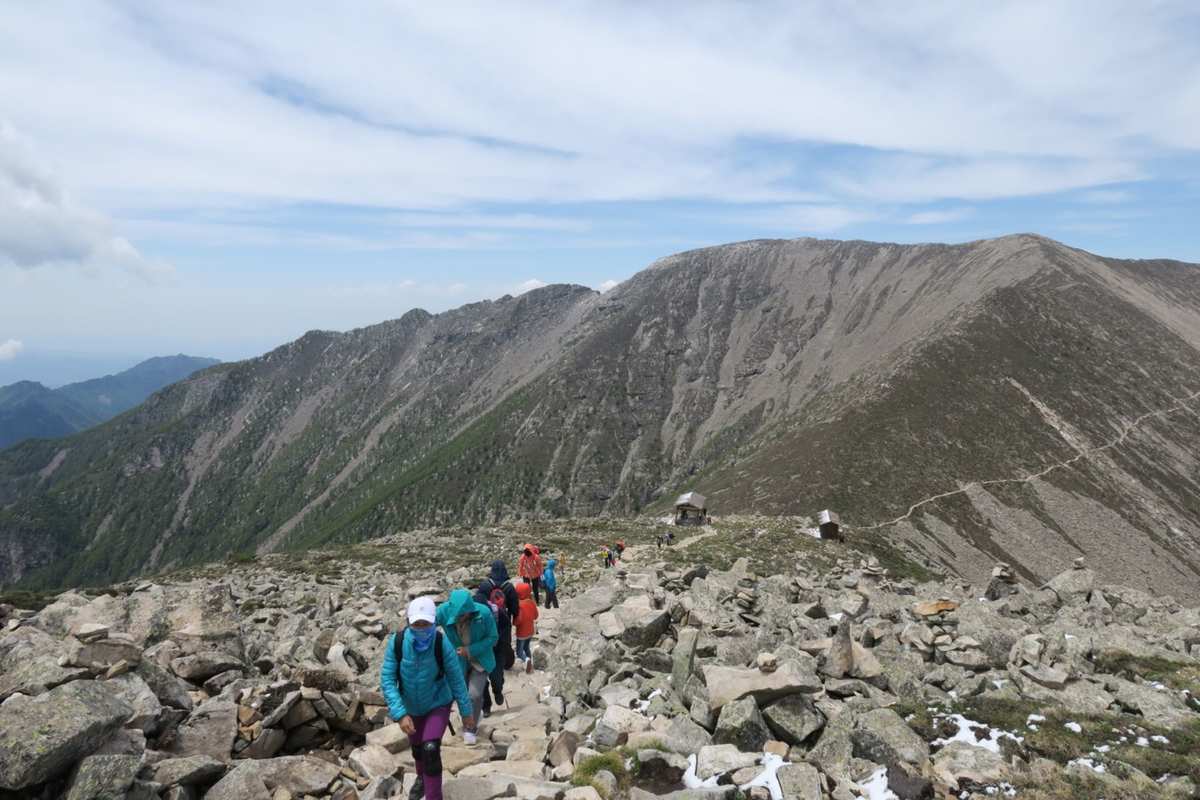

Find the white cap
[[407, 596, 437, 625]]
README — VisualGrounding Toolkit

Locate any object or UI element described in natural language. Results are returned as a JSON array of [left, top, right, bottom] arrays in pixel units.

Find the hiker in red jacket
[[518, 543, 544, 605]]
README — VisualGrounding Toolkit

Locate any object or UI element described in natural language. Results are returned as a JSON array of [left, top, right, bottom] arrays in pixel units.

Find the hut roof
[[675, 491, 707, 509]]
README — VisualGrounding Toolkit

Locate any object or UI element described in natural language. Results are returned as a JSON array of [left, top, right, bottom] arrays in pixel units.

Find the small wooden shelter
[[818, 509, 841, 540], [674, 491, 708, 526]]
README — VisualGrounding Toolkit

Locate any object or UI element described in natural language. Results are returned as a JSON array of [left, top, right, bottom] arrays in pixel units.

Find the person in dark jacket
[[473, 580, 509, 715], [478, 560, 519, 660]]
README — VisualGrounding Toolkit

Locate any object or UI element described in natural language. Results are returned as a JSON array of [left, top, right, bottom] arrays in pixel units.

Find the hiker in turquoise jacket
[[435, 587, 498, 744], [380, 596, 472, 800], [542, 555, 560, 609]]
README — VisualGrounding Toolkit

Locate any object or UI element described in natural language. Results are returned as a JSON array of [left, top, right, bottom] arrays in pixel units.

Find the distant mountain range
[[0, 355, 220, 450], [3, 235, 1200, 601]]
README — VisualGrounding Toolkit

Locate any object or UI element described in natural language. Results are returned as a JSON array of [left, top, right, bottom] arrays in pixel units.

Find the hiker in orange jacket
[[514, 582, 539, 674], [517, 544, 544, 605]]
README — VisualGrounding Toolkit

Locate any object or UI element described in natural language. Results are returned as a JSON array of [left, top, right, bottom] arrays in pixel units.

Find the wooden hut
[[674, 492, 708, 526], [818, 509, 841, 540]]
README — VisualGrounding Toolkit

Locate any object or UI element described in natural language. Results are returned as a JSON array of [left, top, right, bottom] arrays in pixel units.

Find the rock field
[[1, 533, 1198, 799]]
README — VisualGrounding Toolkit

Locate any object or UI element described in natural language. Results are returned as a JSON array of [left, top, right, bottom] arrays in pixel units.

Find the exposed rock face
[[0, 680, 132, 789], [7, 236, 1200, 601]]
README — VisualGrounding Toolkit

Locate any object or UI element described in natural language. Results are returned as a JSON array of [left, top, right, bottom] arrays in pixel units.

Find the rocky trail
[[2, 533, 1200, 800]]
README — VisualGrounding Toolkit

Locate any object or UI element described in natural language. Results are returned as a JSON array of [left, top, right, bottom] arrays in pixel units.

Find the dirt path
[[862, 387, 1200, 531], [622, 528, 719, 563]]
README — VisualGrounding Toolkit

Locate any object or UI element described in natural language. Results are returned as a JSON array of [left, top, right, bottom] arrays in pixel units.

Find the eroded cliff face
[[3, 234, 1200, 597]]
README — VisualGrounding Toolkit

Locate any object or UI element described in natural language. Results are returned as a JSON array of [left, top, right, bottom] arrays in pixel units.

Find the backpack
[[488, 585, 510, 624], [393, 629, 444, 696]]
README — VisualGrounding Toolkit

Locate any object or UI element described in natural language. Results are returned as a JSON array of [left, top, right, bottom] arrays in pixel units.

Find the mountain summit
[[2, 235, 1199, 597]]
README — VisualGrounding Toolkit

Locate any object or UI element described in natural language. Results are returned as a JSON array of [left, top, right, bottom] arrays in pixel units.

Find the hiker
[[615, 539, 625, 560], [666, 530, 674, 546], [515, 581, 539, 674], [602, 546, 614, 569], [380, 596, 472, 800], [518, 543, 544, 605], [656, 532, 664, 549], [479, 559, 520, 669], [542, 552, 560, 609], [435, 588, 498, 746], [472, 580, 510, 716]]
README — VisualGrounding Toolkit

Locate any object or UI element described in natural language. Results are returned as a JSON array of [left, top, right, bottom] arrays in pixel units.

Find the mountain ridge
[[2, 235, 1200, 598]]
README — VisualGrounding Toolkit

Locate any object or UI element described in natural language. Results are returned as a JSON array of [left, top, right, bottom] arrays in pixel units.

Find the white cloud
[[514, 279, 548, 295], [598, 279, 619, 292], [734, 204, 873, 233], [904, 208, 975, 225], [0, 123, 170, 280], [1075, 189, 1133, 204], [0, 338, 22, 361]]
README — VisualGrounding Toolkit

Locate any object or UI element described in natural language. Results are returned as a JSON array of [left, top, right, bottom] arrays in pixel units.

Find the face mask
[[410, 626, 436, 652]]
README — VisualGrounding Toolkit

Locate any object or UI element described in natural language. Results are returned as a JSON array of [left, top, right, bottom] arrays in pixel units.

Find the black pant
[[544, 587, 559, 609], [525, 576, 541, 605]]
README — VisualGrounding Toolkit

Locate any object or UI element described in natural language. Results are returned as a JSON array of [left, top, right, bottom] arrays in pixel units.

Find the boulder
[[593, 705, 651, 747], [66, 637, 142, 671], [776, 763, 823, 800], [761, 694, 825, 745], [64, 754, 140, 800], [366, 721, 412, 753], [702, 659, 821, 710], [349, 744, 404, 781], [712, 697, 770, 753], [442, 776, 519, 800], [170, 651, 243, 683], [852, 708, 929, 768], [636, 749, 689, 784], [695, 744, 759, 780], [151, 755, 226, 787], [619, 608, 671, 649], [672, 628, 700, 691], [106, 672, 163, 734], [169, 698, 238, 762], [930, 741, 1007, 786], [0, 679, 132, 790], [665, 714, 714, 755]]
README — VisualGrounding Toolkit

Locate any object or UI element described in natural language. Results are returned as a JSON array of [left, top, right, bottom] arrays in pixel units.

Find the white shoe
[[463, 730, 477, 745]]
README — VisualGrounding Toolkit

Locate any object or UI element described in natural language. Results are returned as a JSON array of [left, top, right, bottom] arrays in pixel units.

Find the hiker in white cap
[[381, 595, 473, 800]]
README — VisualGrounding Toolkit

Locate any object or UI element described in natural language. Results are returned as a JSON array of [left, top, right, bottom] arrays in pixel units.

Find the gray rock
[[134, 659, 193, 711], [105, 672, 163, 734], [442, 776, 518, 800], [695, 744, 758, 780], [636, 749, 689, 784], [65, 754, 140, 800], [672, 628, 700, 691], [203, 763, 271, 800], [169, 698, 238, 762], [713, 696, 770, 753], [619, 608, 671, 649], [852, 708, 929, 768], [762, 693, 825, 745], [151, 755, 226, 787], [170, 651, 243, 682], [776, 763, 823, 800], [0, 679, 132, 790], [360, 775, 406, 800], [930, 741, 1007, 786], [67, 637, 142, 671], [665, 714, 714, 755], [702, 659, 821, 710]]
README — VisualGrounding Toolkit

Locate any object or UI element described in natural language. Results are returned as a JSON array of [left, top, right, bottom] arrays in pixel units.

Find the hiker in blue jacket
[[435, 587, 498, 746], [380, 596, 472, 800], [542, 553, 560, 609]]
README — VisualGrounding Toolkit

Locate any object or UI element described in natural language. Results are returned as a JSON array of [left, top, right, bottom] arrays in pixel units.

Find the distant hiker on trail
[[435, 588, 497, 746], [479, 560, 520, 667], [542, 553, 560, 609], [615, 539, 626, 560], [666, 530, 674, 547], [515, 582, 539, 674], [656, 532, 664, 549], [518, 543, 544, 605], [380, 596, 472, 800], [603, 546, 614, 568]]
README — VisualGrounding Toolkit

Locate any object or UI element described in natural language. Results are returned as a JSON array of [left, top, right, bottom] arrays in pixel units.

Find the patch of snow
[[739, 752, 789, 800], [1064, 721, 1082, 734], [1068, 757, 1106, 774], [1136, 736, 1150, 747], [1026, 714, 1046, 723], [1151, 734, 1170, 745], [1064, 633, 1076, 640], [932, 714, 1023, 754], [1094, 744, 1111, 753], [859, 767, 899, 800], [828, 612, 845, 622], [992, 679, 1007, 690], [683, 754, 721, 790]]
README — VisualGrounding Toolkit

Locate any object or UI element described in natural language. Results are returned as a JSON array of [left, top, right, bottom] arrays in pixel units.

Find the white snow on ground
[[636, 688, 663, 712], [1064, 721, 1083, 733], [738, 753, 788, 800], [1136, 736, 1150, 747], [1068, 757, 1107, 774], [932, 714, 1023, 754], [682, 754, 721, 790], [1151, 735, 1170, 744], [860, 767, 899, 799]]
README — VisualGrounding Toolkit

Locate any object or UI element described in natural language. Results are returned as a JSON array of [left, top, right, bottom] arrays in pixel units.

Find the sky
[[2, 1, 1199, 385]]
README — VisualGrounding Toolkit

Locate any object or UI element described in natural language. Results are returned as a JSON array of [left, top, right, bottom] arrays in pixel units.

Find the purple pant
[[411, 703, 452, 800]]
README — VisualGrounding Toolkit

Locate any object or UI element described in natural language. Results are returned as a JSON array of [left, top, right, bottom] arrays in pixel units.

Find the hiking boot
[[525, 658, 533, 675], [408, 776, 424, 800], [494, 692, 504, 706]]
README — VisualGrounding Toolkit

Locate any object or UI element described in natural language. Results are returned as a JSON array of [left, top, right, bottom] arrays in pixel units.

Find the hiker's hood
[[488, 560, 510, 584], [545, 558, 557, 570], [440, 588, 476, 623], [522, 543, 539, 556], [516, 582, 533, 601], [473, 582, 490, 606]]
